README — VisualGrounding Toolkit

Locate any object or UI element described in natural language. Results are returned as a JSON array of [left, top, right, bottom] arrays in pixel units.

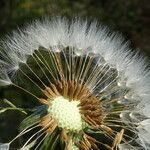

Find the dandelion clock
[[0, 17, 150, 150]]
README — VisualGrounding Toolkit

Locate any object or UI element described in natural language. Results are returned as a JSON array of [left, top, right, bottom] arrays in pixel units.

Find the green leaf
[[0, 107, 27, 114], [3, 99, 16, 108], [40, 130, 60, 150], [0, 108, 7, 114], [20, 105, 47, 131], [0, 99, 27, 114]]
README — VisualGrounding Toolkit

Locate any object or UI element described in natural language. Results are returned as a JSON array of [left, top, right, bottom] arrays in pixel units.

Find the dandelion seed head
[[0, 17, 150, 149]]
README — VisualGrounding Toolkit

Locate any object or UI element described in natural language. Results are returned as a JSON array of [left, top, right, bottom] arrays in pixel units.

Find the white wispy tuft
[[0, 17, 150, 149]]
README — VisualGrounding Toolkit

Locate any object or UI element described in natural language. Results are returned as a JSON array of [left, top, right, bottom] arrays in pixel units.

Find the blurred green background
[[0, 0, 149, 148]]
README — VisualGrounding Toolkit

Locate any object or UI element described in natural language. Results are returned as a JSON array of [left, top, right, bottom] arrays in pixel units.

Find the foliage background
[[0, 0, 150, 148]]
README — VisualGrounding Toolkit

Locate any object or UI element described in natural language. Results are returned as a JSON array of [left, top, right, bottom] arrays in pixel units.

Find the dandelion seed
[[0, 17, 150, 150]]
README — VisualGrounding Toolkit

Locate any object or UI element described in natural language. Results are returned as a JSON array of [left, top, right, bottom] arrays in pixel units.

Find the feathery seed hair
[[0, 17, 150, 150]]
